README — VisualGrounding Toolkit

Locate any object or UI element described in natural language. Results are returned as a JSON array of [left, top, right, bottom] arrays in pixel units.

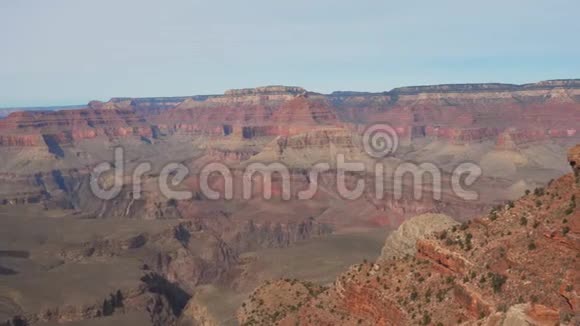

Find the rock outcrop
[[237, 279, 327, 325], [378, 213, 459, 261]]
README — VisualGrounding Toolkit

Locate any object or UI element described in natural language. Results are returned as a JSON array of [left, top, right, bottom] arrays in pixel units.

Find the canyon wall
[[0, 81, 578, 148]]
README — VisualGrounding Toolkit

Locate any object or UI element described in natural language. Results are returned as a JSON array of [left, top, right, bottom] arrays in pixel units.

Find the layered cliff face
[[0, 81, 578, 176], [248, 127, 362, 167], [1, 80, 578, 148], [237, 146, 580, 325], [0, 81, 577, 226]]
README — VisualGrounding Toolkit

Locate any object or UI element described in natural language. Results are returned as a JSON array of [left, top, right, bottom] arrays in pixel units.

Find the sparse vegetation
[[436, 289, 446, 302], [421, 312, 431, 325], [464, 233, 473, 251], [562, 226, 570, 235], [491, 273, 507, 293], [564, 195, 576, 215], [497, 303, 508, 312]]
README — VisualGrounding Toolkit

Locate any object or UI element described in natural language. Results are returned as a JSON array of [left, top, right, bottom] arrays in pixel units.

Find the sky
[[1, 0, 579, 107]]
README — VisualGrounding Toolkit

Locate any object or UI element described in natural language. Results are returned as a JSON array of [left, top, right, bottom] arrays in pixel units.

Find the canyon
[[0, 80, 579, 325], [237, 145, 580, 325]]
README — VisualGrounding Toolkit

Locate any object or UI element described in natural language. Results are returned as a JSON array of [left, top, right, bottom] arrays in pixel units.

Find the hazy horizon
[[1, 0, 579, 107], [3, 77, 580, 110]]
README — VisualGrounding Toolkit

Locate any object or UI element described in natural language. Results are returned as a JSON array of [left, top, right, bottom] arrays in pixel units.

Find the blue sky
[[1, 0, 579, 107]]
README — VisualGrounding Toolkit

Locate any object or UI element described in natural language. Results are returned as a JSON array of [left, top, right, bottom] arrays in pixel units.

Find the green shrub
[[563, 226, 570, 235], [421, 313, 431, 325], [436, 290, 445, 302], [491, 273, 507, 293], [497, 303, 508, 312]]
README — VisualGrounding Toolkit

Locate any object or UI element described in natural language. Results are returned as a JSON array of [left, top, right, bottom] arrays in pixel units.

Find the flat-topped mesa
[[224, 85, 307, 97], [88, 99, 132, 110], [88, 96, 190, 111], [176, 86, 311, 111], [378, 79, 580, 110], [389, 79, 580, 95], [530, 79, 580, 88], [391, 83, 520, 95]]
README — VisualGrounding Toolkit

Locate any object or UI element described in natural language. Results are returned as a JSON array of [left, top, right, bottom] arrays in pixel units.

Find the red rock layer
[[1, 81, 579, 148]]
